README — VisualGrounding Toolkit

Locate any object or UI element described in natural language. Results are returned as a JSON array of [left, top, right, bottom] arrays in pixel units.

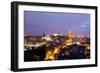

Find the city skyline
[[24, 11, 90, 37]]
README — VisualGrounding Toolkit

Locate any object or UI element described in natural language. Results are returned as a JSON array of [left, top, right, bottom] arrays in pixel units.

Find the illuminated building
[[42, 35, 52, 41], [65, 31, 73, 45], [53, 33, 63, 36], [53, 33, 59, 36]]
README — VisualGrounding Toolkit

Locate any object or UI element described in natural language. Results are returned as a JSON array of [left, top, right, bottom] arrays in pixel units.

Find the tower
[[43, 32, 46, 36]]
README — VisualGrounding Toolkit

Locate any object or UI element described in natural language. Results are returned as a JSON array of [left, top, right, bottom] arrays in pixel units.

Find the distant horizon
[[24, 32, 90, 38], [24, 11, 90, 37]]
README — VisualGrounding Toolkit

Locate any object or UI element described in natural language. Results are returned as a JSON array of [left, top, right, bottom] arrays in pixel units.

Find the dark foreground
[[24, 44, 90, 61]]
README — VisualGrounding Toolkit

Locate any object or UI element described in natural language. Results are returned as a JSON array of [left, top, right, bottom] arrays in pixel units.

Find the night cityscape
[[24, 11, 90, 61]]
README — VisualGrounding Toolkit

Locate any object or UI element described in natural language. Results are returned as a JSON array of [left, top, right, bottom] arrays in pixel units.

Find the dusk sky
[[24, 11, 90, 37]]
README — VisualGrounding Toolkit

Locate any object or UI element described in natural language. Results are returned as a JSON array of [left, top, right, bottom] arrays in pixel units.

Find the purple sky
[[24, 11, 90, 37]]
